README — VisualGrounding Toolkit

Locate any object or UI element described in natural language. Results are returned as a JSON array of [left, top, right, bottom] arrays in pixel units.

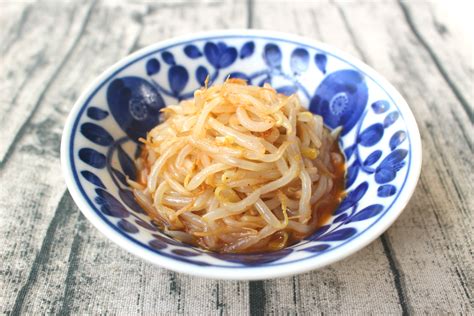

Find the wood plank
[[0, 1, 95, 166], [0, 1, 144, 313], [61, 1, 251, 315], [1, 1, 251, 314], [400, 1, 473, 121], [251, 1, 405, 313], [327, 0, 473, 313], [1, 0, 472, 314], [252, 0, 473, 313]]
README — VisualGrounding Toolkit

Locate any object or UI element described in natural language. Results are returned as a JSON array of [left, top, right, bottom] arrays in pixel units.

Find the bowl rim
[[61, 29, 422, 280]]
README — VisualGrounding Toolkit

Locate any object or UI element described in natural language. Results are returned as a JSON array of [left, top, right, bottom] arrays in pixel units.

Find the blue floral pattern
[[71, 35, 411, 268]]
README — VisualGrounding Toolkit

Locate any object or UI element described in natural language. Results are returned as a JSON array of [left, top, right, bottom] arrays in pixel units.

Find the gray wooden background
[[1, 0, 472, 314]]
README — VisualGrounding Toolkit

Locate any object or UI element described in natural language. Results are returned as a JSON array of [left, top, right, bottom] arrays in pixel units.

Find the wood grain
[[0, 0, 472, 314]]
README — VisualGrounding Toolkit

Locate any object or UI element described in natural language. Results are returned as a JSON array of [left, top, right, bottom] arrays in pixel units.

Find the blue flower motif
[[107, 77, 164, 141], [310, 70, 368, 135], [204, 42, 238, 69]]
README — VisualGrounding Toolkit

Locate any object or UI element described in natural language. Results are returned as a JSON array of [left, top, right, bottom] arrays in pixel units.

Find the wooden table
[[1, 0, 472, 314]]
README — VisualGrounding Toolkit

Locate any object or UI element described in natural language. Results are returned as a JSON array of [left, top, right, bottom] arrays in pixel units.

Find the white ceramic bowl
[[61, 30, 421, 280]]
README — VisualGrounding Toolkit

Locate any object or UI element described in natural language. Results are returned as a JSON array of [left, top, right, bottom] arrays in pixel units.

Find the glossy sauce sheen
[[240, 141, 346, 253], [137, 141, 346, 254]]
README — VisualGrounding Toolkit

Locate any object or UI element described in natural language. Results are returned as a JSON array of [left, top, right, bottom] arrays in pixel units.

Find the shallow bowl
[[61, 30, 421, 280]]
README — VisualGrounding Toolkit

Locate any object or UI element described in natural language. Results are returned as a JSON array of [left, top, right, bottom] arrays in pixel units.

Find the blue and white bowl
[[61, 30, 421, 280]]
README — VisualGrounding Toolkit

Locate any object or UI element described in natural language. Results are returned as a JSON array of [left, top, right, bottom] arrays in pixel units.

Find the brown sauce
[[136, 141, 346, 254]]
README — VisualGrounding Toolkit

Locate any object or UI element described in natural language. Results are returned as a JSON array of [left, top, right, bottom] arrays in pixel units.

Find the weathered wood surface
[[0, 0, 472, 314]]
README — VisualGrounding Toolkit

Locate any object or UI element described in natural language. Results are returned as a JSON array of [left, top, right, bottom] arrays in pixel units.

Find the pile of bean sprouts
[[128, 79, 344, 253]]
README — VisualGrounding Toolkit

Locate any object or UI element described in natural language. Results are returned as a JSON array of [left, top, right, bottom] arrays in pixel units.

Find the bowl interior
[[62, 32, 418, 278]]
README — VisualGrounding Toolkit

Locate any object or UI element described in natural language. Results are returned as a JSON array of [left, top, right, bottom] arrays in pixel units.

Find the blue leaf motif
[[301, 244, 330, 252], [135, 219, 157, 231], [318, 228, 357, 241], [377, 185, 397, 197], [218, 47, 237, 68], [315, 53, 327, 74], [378, 149, 408, 170], [87, 107, 109, 120], [80, 170, 105, 188], [117, 145, 136, 181], [334, 202, 354, 215], [95, 188, 129, 218], [168, 65, 189, 94], [344, 144, 356, 159], [146, 58, 161, 75], [80, 122, 114, 146], [384, 111, 399, 128], [346, 162, 359, 187], [363, 150, 382, 166], [196, 66, 209, 86], [333, 213, 348, 223], [204, 42, 220, 68], [240, 41, 255, 59], [348, 181, 368, 203], [118, 219, 139, 233], [371, 100, 390, 114], [111, 167, 127, 186], [152, 234, 184, 246], [263, 43, 282, 68], [119, 189, 145, 214], [184, 45, 202, 58], [307, 225, 331, 240], [290, 48, 310, 73], [79, 148, 106, 169], [374, 168, 396, 184], [276, 85, 297, 96], [375, 149, 408, 184], [172, 249, 200, 257], [358, 123, 384, 146], [350, 204, 384, 222], [389, 131, 406, 150], [161, 51, 175, 65], [149, 239, 167, 250]]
